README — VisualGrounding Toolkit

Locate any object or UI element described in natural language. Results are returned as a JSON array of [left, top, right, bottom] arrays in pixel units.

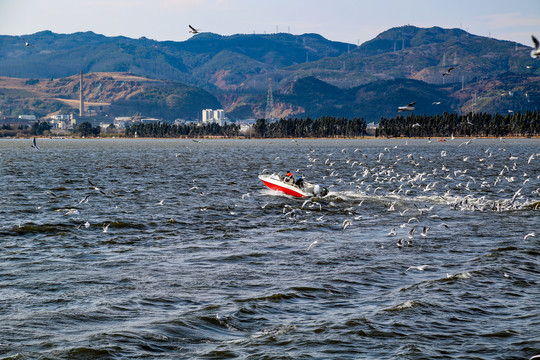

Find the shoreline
[[3, 135, 539, 140]]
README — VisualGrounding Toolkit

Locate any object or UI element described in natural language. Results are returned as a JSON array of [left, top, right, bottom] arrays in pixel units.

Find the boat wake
[[321, 189, 538, 213]]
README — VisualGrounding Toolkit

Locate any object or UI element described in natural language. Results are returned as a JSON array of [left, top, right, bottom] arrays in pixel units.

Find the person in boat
[[295, 175, 304, 188], [284, 171, 294, 184]]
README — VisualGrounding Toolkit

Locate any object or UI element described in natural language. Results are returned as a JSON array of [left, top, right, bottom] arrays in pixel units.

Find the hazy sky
[[1, 0, 539, 46]]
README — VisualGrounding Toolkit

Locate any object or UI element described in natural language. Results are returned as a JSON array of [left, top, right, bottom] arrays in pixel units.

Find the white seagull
[[531, 35, 540, 59], [442, 67, 455, 76], [406, 264, 429, 271], [398, 102, 416, 112], [307, 240, 318, 251], [78, 194, 90, 205], [88, 179, 106, 194], [458, 139, 474, 147], [408, 227, 416, 239], [20, 36, 35, 48], [32, 137, 40, 150], [189, 25, 200, 34]]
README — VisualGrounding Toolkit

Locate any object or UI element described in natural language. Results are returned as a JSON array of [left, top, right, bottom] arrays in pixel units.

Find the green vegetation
[[30, 121, 51, 135], [124, 122, 240, 138], [377, 111, 540, 137], [252, 117, 367, 138], [75, 122, 101, 137], [122, 117, 366, 138]]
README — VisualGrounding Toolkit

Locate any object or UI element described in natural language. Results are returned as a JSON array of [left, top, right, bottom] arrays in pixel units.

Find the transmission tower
[[265, 77, 274, 120]]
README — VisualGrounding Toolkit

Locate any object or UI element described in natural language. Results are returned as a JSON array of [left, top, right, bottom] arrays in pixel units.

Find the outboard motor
[[320, 186, 329, 197], [313, 184, 329, 197]]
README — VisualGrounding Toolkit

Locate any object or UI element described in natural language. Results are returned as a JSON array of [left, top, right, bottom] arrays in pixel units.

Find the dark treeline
[[252, 117, 367, 138], [122, 112, 539, 138], [31, 121, 52, 135], [377, 111, 540, 138], [123, 117, 367, 138], [124, 122, 240, 138]]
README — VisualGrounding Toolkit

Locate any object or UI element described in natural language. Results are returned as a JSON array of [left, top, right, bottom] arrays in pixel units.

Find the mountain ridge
[[0, 26, 538, 121]]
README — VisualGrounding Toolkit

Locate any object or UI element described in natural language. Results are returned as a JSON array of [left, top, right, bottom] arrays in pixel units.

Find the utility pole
[[79, 71, 84, 117], [265, 78, 274, 120]]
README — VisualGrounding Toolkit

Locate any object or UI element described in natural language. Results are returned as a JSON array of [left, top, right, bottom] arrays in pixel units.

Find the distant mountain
[[285, 25, 534, 89], [0, 26, 538, 121], [0, 30, 349, 90], [354, 26, 472, 57]]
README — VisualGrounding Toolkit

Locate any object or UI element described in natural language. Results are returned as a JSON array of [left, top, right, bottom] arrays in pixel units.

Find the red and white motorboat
[[258, 173, 329, 198]]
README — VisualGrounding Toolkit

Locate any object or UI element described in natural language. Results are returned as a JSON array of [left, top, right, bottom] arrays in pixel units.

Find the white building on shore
[[202, 109, 225, 126], [18, 115, 36, 121], [49, 114, 76, 129]]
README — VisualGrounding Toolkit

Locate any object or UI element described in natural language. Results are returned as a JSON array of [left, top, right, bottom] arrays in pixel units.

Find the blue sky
[[1, 0, 539, 46]]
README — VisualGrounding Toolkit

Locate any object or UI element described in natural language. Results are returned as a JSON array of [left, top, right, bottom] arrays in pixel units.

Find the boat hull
[[258, 174, 327, 198]]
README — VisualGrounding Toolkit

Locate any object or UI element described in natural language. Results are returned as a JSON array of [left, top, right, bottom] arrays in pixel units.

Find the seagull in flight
[[442, 67, 455, 76], [398, 102, 416, 112], [78, 194, 90, 205], [20, 36, 35, 48], [307, 240, 318, 251], [88, 179, 106, 194], [531, 35, 540, 59], [458, 139, 474, 147], [406, 264, 429, 271], [189, 25, 200, 34], [342, 219, 352, 231], [31, 137, 40, 150]]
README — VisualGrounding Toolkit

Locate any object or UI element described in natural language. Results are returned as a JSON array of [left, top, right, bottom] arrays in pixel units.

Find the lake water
[[0, 138, 539, 359]]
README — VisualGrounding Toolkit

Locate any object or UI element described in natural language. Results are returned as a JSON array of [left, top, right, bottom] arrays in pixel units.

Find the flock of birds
[[17, 28, 540, 360], [258, 139, 539, 262], [24, 29, 540, 257]]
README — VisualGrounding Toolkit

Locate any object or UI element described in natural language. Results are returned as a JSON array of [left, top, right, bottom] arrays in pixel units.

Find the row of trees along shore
[[0, 121, 100, 137], [123, 117, 368, 138], [124, 122, 240, 138], [377, 111, 540, 138], [252, 117, 367, 138], [119, 112, 539, 138]]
